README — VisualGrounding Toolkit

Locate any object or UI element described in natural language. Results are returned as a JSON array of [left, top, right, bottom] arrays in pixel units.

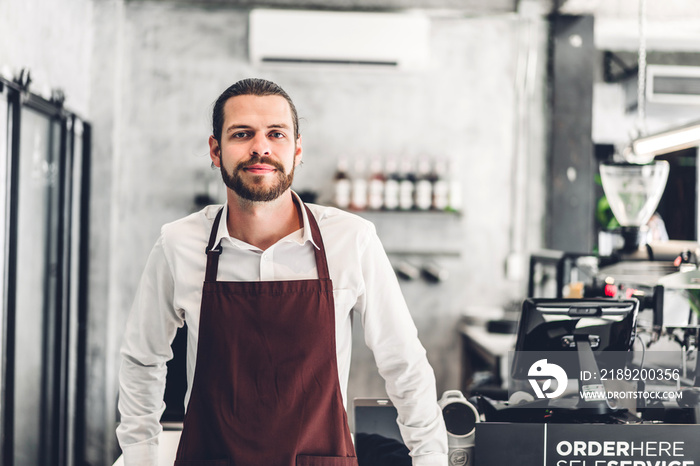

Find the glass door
[[1, 78, 90, 466], [0, 81, 9, 466], [13, 106, 61, 466]]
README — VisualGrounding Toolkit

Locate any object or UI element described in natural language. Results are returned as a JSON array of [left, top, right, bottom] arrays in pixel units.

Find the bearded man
[[116, 78, 448, 466]]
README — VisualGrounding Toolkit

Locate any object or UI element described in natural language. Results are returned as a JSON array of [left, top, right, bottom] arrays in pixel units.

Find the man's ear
[[209, 135, 221, 168], [294, 134, 303, 167]]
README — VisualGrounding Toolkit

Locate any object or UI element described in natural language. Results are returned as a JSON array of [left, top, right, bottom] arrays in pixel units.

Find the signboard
[[476, 423, 700, 466]]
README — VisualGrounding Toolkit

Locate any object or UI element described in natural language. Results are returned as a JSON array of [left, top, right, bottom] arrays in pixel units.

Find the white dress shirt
[[117, 193, 448, 466]]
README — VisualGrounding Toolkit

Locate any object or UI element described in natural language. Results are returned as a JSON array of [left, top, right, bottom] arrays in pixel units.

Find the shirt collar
[[292, 191, 320, 250], [213, 191, 320, 251]]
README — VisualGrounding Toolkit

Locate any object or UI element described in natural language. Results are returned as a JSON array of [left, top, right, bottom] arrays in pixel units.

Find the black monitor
[[511, 298, 639, 380], [353, 398, 403, 444]]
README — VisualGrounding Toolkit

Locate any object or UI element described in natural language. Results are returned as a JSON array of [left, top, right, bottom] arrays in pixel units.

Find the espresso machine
[[594, 160, 699, 328], [569, 161, 700, 418]]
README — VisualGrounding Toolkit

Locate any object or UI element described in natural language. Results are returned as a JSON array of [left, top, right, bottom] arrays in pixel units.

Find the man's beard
[[220, 155, 295, 203]]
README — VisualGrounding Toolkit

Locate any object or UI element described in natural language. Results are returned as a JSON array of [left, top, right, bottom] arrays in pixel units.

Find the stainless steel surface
[[598, 260, 678, 288]]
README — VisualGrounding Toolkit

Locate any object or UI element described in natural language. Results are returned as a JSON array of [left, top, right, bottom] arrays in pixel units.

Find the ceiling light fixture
[[627, 120, 700, 163]]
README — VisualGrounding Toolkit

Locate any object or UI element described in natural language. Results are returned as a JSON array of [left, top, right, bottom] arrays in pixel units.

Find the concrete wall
[[88, 2, 125, 464], [0, 0, 93, 115]]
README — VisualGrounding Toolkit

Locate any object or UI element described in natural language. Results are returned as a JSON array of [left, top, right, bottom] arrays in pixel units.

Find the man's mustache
[[236, 156, 285, 172]]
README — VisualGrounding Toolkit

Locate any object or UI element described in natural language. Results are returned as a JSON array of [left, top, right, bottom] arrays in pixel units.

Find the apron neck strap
[[204, 208, 224, 282], [302, 203, 330, 281], [204, 202, 331, 282]]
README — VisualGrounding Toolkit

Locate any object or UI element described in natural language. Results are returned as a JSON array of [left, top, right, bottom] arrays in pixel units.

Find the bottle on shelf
[[398, 158, 415, 211], [383, 158, 400, 211], [333, 158, 351, 209], [447, 160, 462, 213], [350, 159, 368, 211], [432, 159, 450, 211], [333, 156, 458, 214], [414, 156, 434, 211], [367, 159, 385, 211]]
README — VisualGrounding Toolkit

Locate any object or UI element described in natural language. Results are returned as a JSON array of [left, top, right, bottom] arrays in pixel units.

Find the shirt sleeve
[[116, 233, 183, 466], [354, 223, 448, 466]]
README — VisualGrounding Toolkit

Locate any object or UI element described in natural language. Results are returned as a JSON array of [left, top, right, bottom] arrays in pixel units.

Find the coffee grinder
[[599, 160, 670, 256]]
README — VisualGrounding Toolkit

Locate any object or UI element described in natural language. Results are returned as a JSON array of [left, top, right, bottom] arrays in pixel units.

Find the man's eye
[[232, 132, 249, 138], [270, 132, 285, 139]]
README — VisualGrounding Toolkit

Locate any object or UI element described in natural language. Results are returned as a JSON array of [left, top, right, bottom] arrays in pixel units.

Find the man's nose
[[250, 133, 271, 156]]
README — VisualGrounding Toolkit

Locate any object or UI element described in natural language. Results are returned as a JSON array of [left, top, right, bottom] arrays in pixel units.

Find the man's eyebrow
[[225, 124, 252, 134], [225, 123, 291, 133]]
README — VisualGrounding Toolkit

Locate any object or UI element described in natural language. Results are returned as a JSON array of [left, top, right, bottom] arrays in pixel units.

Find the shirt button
[[263, 254, 271, 261]]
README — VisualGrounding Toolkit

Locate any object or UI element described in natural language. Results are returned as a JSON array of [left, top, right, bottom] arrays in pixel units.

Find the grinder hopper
[[599, 161, 670, 253]]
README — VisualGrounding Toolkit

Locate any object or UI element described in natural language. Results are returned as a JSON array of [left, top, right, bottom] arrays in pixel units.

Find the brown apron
[[174, 203, 358, 466]]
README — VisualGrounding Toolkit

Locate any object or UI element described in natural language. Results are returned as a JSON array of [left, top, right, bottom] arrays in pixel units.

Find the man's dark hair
[[212, 78, 299, 144]]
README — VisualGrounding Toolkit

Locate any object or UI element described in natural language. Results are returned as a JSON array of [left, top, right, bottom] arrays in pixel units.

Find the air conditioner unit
[[647, 65, 700, 104], [249, 9, 430, 70]]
